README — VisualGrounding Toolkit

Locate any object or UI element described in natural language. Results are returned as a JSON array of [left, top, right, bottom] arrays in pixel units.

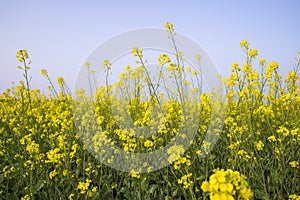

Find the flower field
[[0, 23, 299, 200]]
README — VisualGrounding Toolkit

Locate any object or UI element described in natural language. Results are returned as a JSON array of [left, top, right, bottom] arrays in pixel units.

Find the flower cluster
[[201, 169, 253, 200], [178, 173, 194, 189]]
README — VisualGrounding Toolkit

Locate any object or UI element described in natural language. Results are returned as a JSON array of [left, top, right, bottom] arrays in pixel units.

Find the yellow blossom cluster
[[201, 169, 253, 200], [178, 173, 194, 189]]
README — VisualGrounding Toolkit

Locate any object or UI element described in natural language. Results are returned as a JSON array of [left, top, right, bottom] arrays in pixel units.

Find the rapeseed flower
[[201, 169, 253, 200]]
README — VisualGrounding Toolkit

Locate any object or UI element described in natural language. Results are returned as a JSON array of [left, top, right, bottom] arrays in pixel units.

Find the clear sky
[[1, 0, 299, 93]]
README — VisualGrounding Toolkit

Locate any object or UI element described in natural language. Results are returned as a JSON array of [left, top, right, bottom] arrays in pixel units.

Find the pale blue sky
[[1, 0, 299, 93]]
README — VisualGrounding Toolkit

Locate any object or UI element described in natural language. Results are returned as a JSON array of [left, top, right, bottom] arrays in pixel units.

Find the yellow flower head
[[267, 135, 277, 142], [85, 61, 91, 68], [268, 61, 279, 70], [240, 40, 249, 48], [49, 169, 58, 179], [130, 170, 141, 179], [255, 140, 264, 151], [57, 77, 65, 85], [259, 58, 266, 66], [41, 69, 48, 77], [195, 54, 201, 61], [167, 144, 185, 163], [16, 49, 29, 62], [201, 181, 210, 192], [132, 47, 143, 57], [165, 22, 174, 32], [158, 54, 171, 65], [248, 48, 258, 58], [201, 169, 253, 199], [289, 161, 298, 168], [289, 194, 300, 200], [102, 60, 111, 68], [231, 63, 240, 71]]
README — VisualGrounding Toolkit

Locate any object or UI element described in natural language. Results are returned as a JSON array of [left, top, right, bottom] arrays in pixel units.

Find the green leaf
[[0, 174, 3, 184], [33, 180, 45, 193], [7, 193, 18, 200], [172, 188, 179, 197], [148, 184, 158, 194], [254, 189, 267, 200]]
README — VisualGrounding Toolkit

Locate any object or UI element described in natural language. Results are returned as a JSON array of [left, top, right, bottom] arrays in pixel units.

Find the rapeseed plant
[[0, 22, 299, 199]]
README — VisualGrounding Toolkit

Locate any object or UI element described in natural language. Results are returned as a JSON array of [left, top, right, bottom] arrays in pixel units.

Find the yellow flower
[[173, 156, 191, 170], [215, 170, 226, 183], [144, 139, 154, 148], [25, 141, 40, 154], [49, 169, 58, 179], [259, 58, 266, 66], [132, 47, 143, 57], [255, 140, 264, 151], [267, 135, 277, 142], [177, 51, 183, 58], [63, 169, 68, 176], [111, 183, 118, 189], [192, 70, 198, 75], [201, 181, 210, 192], [289, 194, 300, 200], [201, 169, 253, 199], [21, 194, 31, 200], [231, 63, 240, 71], [77, 179, 92, 194], [92, 186, 98, 192], [102, 60, 111, 69], [248, 48, 258, 58], [130, 170, 141, 179], [289, 161, 298, 168], [16, 49, 29, 62], [167, 144, 185, 163], [226, 183, 234, 193], [158, 54, 171, 65], [239, 187, 253, 200], [219, 183, 227, 192], [178, 173, 193, 189], [210, 193, 221, 200], [85, 61, 90, 68], [268, 61, 279, 70], [275, 148, 281, 154], [46, 148, 62, 163], [277, 126, 289, 137], [57, 77, 65, 85], [291, 128, 298, 136], [165, 22, 174, 31], [242, 63, 252, 73], [240, 40, 249, 48], [68, 193, 74, 200], [226, 194, 235, 200], [41, 69, 48, 77], [125, 65, 131, 72]]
